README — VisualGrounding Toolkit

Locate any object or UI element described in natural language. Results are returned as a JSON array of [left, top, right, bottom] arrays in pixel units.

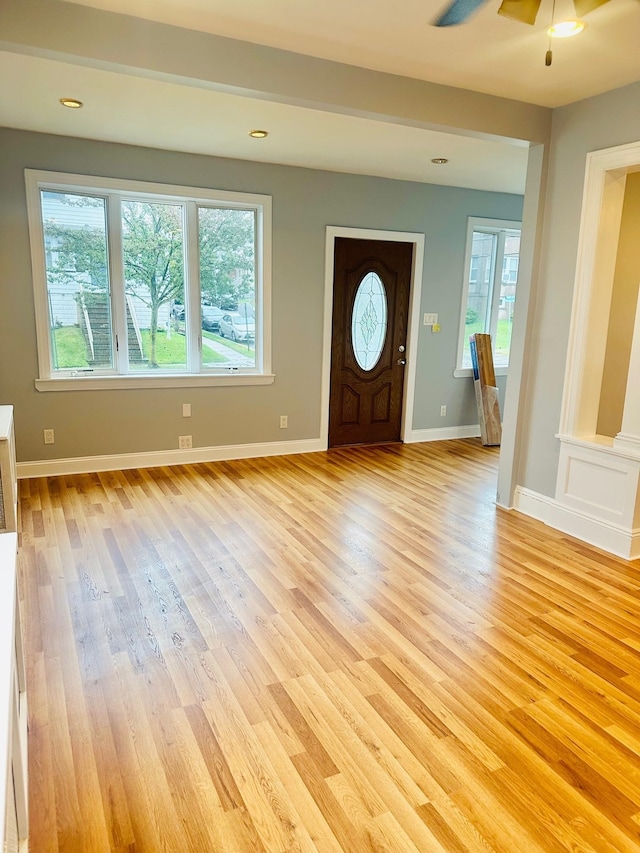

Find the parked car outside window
[[219, 313, 255, 342], [201, 302, 224, 332], [172, 301, 224, 332]]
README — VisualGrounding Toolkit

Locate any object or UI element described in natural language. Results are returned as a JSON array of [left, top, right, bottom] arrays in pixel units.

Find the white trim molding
[[513, 486, 553, 524], [551, 436, 640, 560], [514, 481, 640, 561], [16, 437, 324, 479], [35, 373, 275, 391], [321, 226, 425, 449], [405, 425, 480, 443], [555, 152, 631, 439], [547, 501, 640, 561], [453, 367, 508, 379], [549, 140, 640, 561]]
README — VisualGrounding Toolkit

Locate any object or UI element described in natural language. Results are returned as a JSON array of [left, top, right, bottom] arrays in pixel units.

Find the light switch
[[423, 313, 438, 326]]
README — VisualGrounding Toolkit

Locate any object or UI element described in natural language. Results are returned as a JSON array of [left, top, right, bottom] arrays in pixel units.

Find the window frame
[[454, 216, 521, 378], [25, 170, 273, 391]]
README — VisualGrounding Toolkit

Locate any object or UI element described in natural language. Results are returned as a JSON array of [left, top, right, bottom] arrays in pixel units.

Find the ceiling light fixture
[[431, 158, 449, 164], [249, 129, 268, 138], [545, 0, 585, 65], [546, 19, 585, 37], [59, 98, 83, 109]]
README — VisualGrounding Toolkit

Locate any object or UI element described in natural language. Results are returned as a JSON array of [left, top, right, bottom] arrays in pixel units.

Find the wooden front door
[[329, 237, 413, 447]]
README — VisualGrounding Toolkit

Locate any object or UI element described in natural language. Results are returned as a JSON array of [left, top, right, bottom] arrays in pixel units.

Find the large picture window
[[456, 217, 521, 373], [26, 171, 272, 390]]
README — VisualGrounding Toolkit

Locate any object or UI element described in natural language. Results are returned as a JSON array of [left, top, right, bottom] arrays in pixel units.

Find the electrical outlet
[[43, 428, 55, 445], [280, 415, 288, 429], [178, 435, 192, 449], [182, 403, 191, 417], [440, 405, 447, 417]]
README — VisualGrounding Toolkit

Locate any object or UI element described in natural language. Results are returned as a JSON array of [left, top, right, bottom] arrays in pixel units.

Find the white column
[[614, 284, 640, 455]]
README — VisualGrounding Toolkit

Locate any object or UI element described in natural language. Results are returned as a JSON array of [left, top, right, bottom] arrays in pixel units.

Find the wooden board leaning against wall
[[470, 333, 502, 446]]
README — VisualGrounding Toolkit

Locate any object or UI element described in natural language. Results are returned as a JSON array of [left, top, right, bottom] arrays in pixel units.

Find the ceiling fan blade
[[573, 0, 609, 15], [433, 0, 489, 27], [497, 0, 542, 25]]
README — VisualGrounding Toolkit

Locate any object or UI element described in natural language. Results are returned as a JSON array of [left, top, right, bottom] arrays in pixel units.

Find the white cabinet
[[0, 533, 28, 853], [0, 407, 17, 534]]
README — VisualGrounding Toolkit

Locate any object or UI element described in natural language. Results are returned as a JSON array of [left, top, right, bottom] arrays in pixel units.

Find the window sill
[[35, 373, 276, 392], [453, 367, 508, 378]]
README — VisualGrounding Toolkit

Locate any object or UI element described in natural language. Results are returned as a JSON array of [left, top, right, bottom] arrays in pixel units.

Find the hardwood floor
[[17, 439, 640, 852]]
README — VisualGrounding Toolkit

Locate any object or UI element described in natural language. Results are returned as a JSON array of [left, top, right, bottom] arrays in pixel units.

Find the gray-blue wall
[[0, 127, 523, 462]]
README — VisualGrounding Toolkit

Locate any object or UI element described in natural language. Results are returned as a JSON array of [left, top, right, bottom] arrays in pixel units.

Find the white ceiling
[[2, 0, 639, 194], [64, 0, 640, 107], [0, 52, 528, 194]]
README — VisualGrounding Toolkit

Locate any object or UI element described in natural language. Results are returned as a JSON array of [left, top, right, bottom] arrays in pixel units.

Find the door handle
[[397, 359, 406, 366]]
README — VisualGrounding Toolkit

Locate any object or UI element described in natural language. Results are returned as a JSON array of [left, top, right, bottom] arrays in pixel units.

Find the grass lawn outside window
[[53, 326, 225, 369]]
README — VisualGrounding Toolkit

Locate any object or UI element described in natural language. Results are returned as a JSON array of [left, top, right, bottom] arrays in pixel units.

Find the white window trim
[[25, 169, 273, 390], [34, 373, 275, 391], [453, 366, 508, 379], [455, 216, 521, 375]]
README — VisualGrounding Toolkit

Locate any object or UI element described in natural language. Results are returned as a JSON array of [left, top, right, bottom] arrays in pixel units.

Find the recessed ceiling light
[[546, 19, 585, 38], [59, 98, 83, 109], [249, 129, 268, 138], [431, 157, 449, 165]]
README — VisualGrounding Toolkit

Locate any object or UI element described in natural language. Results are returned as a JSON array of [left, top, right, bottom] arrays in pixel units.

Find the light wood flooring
[[17, 439, 640, 852]]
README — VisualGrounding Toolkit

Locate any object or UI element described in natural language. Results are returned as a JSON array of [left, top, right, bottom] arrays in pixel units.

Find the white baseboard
[[18, 426, 481, 477], [514, 485, 640, 560], [405, 424, 480, 443], [17, 437, 326, 479], [547, 502, 640, 561], [513, 486, 553, 524]]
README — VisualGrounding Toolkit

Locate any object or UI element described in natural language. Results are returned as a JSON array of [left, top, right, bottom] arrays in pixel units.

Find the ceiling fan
[[433, 0, 609, 27]]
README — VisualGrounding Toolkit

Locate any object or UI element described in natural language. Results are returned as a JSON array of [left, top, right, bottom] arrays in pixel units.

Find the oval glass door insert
[[351, 271, 387, 371]]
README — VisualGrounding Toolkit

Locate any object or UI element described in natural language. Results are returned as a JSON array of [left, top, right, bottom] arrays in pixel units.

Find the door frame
[[321, 226, 425, 449]]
